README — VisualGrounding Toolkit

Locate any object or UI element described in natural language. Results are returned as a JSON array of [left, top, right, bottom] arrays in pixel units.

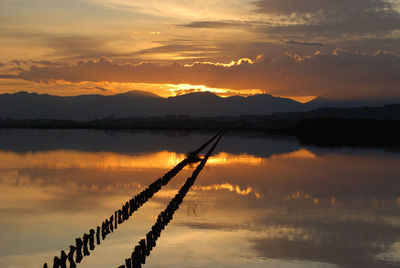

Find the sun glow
[[285, 96, 316, 103], [273, 149, 316, 159], [166, 84, 265, 97], [0, 150, 266, 171], [184, 58, 254, 68]]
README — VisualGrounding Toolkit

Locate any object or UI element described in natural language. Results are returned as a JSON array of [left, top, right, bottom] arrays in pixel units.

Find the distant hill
[[305, 96, 400, 109], [0, 91, 305, 120], [274, 103, 400, 120], [1, 90, 400, 121]]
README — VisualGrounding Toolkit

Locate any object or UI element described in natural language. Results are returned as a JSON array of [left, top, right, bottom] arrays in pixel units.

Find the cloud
[[251, 211, 400, 268], [132, 43, 220, 59], [286, 40, 325, 46], [181, 0, 400, 39], [0, 25, 136, 60], [94, 86, 108, 92], [253, 0, 400, 36], [1, 50, 400, 98], [252, 0, 393, 15], [43, 35, 122, 60], [181, 20, 249, 29]]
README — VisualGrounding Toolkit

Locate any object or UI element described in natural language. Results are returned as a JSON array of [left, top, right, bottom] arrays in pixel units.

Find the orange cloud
[[1, 50, 400, 98]]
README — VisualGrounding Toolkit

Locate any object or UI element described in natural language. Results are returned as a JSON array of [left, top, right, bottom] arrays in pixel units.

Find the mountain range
[[0, 90, 399, 120]]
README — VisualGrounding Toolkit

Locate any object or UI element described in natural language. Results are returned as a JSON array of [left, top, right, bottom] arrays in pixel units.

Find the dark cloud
[[181, 21, 248, 28], [9, 67, 24, 72], [331, 37, 400, 54], [94, 86, 108, 92], [181, 0, 400, 39], [252, 0, 392, 15], [253, 0, 400, 37], [173, 89, 198, 96], [1, 50, 399, 98], [286, 40, 325, 46], [34, 60, 65, 66], [133, 43, 219, 57], [11, 60, 27, 66]]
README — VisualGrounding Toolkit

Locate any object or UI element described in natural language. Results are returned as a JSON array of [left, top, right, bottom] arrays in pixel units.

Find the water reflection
[[0, 130, 399, 268], [192, 183, 260, 198], [118, 133, 222, 268], [0, 151, 265, 171]]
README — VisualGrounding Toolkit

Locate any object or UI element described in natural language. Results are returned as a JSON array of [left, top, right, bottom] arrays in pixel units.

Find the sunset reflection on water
[[0, 150, 266, 171], [0, 130, 400, 268]]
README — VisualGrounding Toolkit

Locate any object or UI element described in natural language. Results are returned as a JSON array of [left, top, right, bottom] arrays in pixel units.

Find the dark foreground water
[[0, 129, 400, 268]]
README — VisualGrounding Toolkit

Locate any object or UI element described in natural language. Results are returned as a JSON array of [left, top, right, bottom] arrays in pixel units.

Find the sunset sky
[[1, 0, 400, 101]]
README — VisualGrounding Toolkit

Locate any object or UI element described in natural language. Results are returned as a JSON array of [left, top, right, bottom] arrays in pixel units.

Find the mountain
[[113, 90, 162, 98], [305, 87, 400, 109], [305, 96, 400, 109], [0, 91, 305, 120]]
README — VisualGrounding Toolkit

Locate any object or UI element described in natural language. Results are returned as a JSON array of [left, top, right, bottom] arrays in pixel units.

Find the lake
[[0, 129, 399, 268]]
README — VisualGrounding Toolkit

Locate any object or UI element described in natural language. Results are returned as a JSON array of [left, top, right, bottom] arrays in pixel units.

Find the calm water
[[0, 130, 400, 268]]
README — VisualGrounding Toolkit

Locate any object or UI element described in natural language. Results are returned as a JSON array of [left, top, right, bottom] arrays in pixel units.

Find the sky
[[0, 0, 400, 101]]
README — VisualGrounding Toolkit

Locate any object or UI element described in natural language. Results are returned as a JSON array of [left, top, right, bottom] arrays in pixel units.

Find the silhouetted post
[[133, 246, 142, 268], [43, 263, 48, 268], [60, 250, 67, 268], [96, 226, 101, 245], [118, 265, 125, 268], [75, 238, 83, 263], [53, 256, 61, 268], [151, 231, 156, 247], [146, 232, 152, 254], [129, 198, 135, 215], [121, 204, 125, 221], [118, 209, 123, 224], [125, 258, 132, 268], [89, 229, 95, 250], [101, 221, 106, 240], [139, 239, 146, 264], [96, 226, 100, 245], [114, 211, 118, 229], [131, 251, 136, 268], [67, 245, 77, 268], [132, 260, 142, 268], [104, 220, 108, 236], [83, 233, 90, 256], [110, 215, 114, 232], [123, 201, 129, 220], [133, 198, 139, 211]]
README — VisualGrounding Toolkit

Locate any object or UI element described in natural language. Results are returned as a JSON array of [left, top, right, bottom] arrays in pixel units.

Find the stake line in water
[[43, 132, 223, 268]]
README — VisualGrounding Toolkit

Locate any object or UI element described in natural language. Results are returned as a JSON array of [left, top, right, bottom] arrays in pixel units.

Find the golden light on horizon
[[273, 149, 316, 159], [0, 77, 314, 103], [0, 150, 266, 172], [165, 83, 265, 97], [286, 96, 316, 103], [207, 152, 265, 166]]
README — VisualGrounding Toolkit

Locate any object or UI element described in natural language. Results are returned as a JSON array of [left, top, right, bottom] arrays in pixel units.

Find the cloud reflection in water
[[0, 130, 399, 268]]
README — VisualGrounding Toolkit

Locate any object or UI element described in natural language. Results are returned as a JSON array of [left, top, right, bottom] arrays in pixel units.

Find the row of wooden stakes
[[118, 134, 223, 268], [43, 132, 222, 268]]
